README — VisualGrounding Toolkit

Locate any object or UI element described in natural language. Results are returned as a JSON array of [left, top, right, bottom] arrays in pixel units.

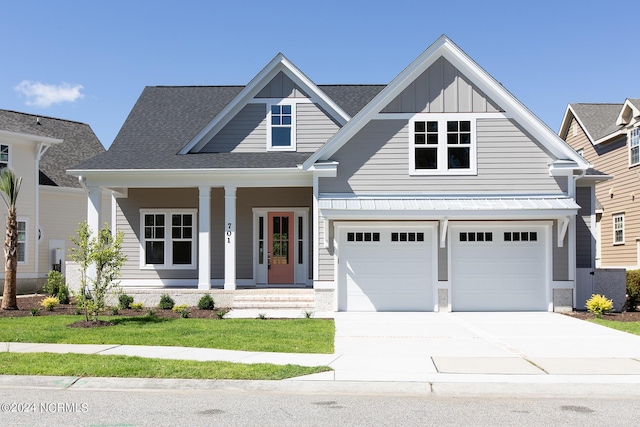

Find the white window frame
[[409, 113, 477, 175], [613, 213, 624, 245], [629, 128, 640, 167], [139, 209, 197, 270], [17, 217, 27, 265], [266, 101, 296, 151], [0, 144, 10, 169]]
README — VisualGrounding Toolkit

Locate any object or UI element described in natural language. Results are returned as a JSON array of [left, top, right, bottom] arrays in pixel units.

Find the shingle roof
[[629, 98, 640, 111], [72, 85, 385, 171], [0, 110, 105, 187], [570, 103, 624, 141]]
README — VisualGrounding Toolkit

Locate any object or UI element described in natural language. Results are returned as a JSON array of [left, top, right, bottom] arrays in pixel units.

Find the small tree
[[0, 168, 22, 310], [70, 222, 126, 322]]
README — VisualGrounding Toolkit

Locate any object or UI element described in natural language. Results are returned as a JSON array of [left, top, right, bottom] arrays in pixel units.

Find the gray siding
[[296, 103, 341, 152], [320, 118, 563, 195], [553, 220, 569, 281], [256, 71, 308, 98], [117, 188, 199, 280], [576, 186, 594, 268], [383, 57, 502, 113], [201, 104, 266, 153]]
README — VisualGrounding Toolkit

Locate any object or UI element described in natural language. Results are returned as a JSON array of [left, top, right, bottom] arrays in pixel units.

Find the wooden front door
[[268, 212, 294, 284]]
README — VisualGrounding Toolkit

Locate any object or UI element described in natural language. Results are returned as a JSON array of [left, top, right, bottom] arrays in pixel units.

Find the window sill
[[410, 170, 478, 176], [140, 265, 197, 270]]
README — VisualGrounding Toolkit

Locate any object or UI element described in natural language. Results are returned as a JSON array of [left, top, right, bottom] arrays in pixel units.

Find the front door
[[268, 212, 294, 284]]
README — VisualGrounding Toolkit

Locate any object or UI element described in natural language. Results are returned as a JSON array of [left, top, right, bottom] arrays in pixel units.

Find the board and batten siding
[[383, 57, 502, 114], [319, 118, 564, 195], [564, 116, 639, 268], [576, 186, 594, 268], [256, 71, 309, 99]]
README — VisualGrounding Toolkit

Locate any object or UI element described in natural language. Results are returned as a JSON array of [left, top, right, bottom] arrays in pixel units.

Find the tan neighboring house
[[0, 109, 108, 294], [560, 99, 640, 269]]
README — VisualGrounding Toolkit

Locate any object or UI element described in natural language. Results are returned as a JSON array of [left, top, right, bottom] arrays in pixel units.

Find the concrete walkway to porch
[[4, 311, 640, 385]]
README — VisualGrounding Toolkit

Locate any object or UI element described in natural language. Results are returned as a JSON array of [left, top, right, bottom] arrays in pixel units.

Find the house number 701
[[227, 223, 232, 243]]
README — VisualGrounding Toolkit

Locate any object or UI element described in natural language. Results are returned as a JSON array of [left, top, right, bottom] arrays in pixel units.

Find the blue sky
[[2, 1, 635, 148]]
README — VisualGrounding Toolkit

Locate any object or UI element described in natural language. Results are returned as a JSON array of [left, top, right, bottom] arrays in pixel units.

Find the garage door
[[451, 224, 548, 311], [338, 224, 435, 311]]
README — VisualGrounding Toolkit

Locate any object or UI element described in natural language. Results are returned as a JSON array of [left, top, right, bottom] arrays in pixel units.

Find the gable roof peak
[[179, 52, 351, 154]]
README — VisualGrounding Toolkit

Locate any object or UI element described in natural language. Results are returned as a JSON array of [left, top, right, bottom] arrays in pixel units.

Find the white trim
[[224, 186, 237, 289], [439, 219, 448, 248], [409, 113, 478, 176], [252, 207, 310, 285], [613, 212, 625, 245], [557, 216, 570, 248], [179, 53, 350, 154], [139, 209, 198, 270], [17, 216, 28, 265], [198, 187, 211, 290], [0, 129, 63, 145], [304, 35, 589, 171], [629, 128, 640, 167], [266, 100, 297, 151]]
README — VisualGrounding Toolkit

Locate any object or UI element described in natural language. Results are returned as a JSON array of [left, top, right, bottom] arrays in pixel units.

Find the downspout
[[35, 142, 50, 281]]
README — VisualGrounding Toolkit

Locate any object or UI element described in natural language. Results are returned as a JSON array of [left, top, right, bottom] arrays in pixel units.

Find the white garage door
[[338, 224, 435, 311], [451, 224, 548, 311]]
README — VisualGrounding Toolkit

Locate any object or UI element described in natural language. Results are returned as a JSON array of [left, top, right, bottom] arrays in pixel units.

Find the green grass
[[591, 318, 640, 336], [0, 316, 334, 354], [0, 352, 330, 380]]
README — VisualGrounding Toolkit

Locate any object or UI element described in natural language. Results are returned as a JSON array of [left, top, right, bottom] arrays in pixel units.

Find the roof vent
[[36, 117, 41, 125]]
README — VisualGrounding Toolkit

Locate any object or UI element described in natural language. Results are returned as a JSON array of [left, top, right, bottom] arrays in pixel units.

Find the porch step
[[231, 290, 315, 310]]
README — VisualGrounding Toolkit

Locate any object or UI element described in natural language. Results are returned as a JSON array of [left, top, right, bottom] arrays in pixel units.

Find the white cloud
[[14, 80, 84, 108]]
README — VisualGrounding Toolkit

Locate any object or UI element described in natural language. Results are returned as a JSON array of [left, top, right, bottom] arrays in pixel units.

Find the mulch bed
[[562, 310, 640, 322], [0, 294, 227, 323]]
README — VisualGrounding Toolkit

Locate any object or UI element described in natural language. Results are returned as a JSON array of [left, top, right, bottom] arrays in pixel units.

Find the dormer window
[[268, 103, 296, 151], [630, 128, 640, 167]]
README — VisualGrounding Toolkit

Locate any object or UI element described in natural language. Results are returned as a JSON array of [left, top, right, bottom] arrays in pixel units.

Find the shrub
[[216, 310, 226, 319], [586, 294, 614, 317], [30, 308, 39, 316], [158, 294, 175, 310], [111, 307, 119, 315], [43, 270, 70, 304], [197, 294, 214, 310], [626, 269, 640, 310], [257, 313, 267, 320], [180, 308, 189, 318], [304, 311, 314, 319], [146, 309, 156, 317], [172, 304, 188, 312], [119, 294, 134, 310], [41, 296, 60, 311], [130, 302, 143, 310]]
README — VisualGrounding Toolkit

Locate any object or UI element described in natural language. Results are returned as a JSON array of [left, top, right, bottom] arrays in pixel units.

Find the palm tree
[[0, 168, 22, 310]]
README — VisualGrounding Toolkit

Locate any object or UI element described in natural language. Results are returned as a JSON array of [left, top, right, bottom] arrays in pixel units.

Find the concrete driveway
[[331, 312, 640, 381]]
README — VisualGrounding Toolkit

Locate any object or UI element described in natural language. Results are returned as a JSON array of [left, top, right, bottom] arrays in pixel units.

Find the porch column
[[86, 185, 102, 237], [198, 186, 211, 290], [224, 186, 237, 290]]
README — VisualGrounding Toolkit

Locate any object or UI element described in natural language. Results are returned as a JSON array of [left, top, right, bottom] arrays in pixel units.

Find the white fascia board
[[0, 129, 63, 146], [39, 185, 85, 196], [305, 161, 338, 178], [304, 35, 589, 171], [68, 167, 313, 188], [179, 54, 350, 154]]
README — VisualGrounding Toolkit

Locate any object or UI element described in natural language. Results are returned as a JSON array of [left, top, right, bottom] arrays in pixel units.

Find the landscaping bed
[[563, 310, 640, 322]]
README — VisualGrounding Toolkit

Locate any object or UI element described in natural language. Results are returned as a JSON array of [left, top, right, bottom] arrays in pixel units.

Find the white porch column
[[224, 186, 237, 290], [86, 185, 103, 236], [198, 186, 211, 290]]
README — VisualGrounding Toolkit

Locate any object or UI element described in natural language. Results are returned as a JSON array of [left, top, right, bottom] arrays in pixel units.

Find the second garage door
[[451, 223, 549, 311], [337, 224, 436, 311]]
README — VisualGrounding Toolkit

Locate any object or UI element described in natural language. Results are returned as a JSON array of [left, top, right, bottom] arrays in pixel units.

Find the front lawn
[[0, 316, 334, 354], [590, 318, 640, 336], [0, 352, 330, 380]]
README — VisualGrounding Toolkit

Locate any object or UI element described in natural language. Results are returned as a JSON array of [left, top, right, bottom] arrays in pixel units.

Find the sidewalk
[[3, 311, 640, 389]]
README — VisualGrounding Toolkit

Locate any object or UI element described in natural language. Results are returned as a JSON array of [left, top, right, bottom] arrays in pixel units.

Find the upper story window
[[613, 213, 624, 245], [268, 103, 296, 151], [140, 209, 197, 269], [630, 128, 640, 167], [409, 114, 477, 175], [17, 219, 26, 264], [0, 144, 9, 169]]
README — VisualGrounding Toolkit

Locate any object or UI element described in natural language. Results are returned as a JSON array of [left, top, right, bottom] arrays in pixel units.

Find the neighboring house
[[69, 35, 599, 312], [0, 110, 108, 294], [560, 100, 640, 270]]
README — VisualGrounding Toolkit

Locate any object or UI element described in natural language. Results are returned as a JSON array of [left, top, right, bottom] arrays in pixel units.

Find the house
[[0, 110, 108, 294], [560, 100, 640, 271], [68, 35, 599, 312]]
